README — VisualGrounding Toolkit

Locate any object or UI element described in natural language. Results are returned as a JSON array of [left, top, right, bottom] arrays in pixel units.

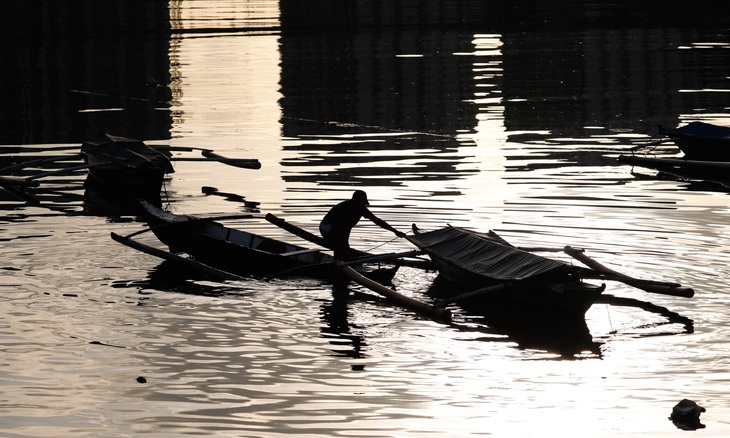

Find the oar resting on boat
[[155, 146, 262, 170]]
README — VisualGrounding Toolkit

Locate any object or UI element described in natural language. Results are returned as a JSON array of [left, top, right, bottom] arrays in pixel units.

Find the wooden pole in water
[[111, 232, 248, 282], [174, 156, 262, 170], [564, 246, 694, 298], [337, 264, 451, 323]]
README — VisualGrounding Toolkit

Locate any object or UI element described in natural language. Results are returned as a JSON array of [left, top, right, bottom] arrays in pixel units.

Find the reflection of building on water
[[278, 4, 477, 185], [1, 2, 172, 144], [278, 0, 730, 181]]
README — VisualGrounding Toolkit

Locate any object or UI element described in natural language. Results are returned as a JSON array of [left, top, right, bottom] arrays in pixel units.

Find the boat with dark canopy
[[406, 224, 693, 316], [406, 225, 605, 315]]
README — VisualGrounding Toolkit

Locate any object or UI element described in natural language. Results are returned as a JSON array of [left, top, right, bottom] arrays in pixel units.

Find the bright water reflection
[[2, 1, 730, 436]]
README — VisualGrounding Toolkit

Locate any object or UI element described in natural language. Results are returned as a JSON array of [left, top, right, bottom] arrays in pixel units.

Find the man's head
[[352, 190, 369, 206]]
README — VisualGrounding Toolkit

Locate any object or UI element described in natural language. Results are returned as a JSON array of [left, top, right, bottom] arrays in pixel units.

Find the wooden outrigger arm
[[111, 232, 248, 281], [337, 264, 451, 323], [564, 246, 694, 298]]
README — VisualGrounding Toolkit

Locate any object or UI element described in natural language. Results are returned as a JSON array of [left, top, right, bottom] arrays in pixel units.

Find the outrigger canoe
[[407, 225, 694, 316], [407, 225, 606, 315], [136, 200, 399, 282]]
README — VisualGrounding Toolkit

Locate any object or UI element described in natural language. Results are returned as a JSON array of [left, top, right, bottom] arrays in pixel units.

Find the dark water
[[2, 1, 730, 436]]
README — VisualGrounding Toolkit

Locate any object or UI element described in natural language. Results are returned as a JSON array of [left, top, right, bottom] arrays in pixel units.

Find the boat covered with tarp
[[407, 225, 605, 315]]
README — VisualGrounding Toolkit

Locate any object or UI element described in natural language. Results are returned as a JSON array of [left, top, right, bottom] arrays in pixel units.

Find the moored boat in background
[[660, 122, 730, 161], [81, 134, 174, 191]]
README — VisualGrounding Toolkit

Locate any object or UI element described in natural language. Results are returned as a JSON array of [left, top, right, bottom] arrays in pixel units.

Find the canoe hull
[[663, 122, 730, 161], [141, 201, 397, 282]]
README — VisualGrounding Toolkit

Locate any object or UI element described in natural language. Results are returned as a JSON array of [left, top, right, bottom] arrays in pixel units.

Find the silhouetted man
[[319, 190, 406, 260]]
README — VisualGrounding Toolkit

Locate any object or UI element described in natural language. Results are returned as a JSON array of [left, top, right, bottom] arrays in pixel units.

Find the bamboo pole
[[265, 213, 368, 257], [337, 264, 451, 322], [111, 232, 248, 282], [564, 246, 694, 298], [265, 213, 433, 269], [0, 175, 40, 187]]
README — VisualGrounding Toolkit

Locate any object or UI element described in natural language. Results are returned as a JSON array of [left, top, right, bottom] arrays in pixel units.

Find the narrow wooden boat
[[661, 122, 730, 161], [406, 225, 605, 316], [81, 134, 174, 191], [139, 200, 398, 281]]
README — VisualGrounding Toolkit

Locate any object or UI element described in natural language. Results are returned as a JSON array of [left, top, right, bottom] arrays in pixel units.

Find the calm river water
[[2, 1, 730, 437]]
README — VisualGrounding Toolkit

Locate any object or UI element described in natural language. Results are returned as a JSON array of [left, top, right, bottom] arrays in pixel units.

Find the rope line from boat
[[363, 231, 409, 253]]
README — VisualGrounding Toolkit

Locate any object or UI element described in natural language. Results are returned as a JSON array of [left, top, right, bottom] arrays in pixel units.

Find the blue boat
[[661, 122, 730, 161]]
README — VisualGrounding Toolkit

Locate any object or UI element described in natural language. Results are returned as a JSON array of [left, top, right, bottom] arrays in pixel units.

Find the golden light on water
[[4, 1, 730, 436]]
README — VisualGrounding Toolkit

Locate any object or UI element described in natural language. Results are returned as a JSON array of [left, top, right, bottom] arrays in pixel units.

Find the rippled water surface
[[3, 1, 730, 436]]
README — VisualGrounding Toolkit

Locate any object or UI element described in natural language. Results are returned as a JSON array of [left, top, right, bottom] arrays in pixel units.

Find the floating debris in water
[[670, 399, 706, 430], [136, 376, 147, 384]]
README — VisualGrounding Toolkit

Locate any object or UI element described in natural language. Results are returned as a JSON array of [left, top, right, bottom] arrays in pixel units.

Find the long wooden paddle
[[201, 150, 261, 169], [159, 147, 262, 169], [0, 175, 40, 187], [487, 229, 693, 298], [173, 155, 261, 170]]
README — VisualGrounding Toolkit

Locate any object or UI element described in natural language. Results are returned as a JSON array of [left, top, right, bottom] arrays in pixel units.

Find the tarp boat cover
[[664, 121, 730, 142], [407, 226, 578, 283]]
